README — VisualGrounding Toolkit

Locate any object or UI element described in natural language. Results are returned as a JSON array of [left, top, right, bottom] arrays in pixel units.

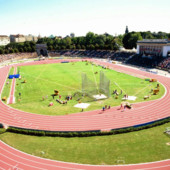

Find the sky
[[0, 0, 170, 37]]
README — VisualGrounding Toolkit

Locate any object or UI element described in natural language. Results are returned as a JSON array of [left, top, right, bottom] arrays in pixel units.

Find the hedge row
[[6, 117, 170, 137]]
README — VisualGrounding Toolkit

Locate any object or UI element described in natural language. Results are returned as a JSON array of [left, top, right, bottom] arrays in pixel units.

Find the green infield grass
[[3, 61, 165, 115], [1, 67, 14, 103], [0, 122, 170, 165]]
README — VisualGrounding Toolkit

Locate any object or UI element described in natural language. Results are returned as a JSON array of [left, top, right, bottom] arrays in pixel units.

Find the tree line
[[0, 31, 170, 55], [0, 41, 35, 54], [37, 32, 121, 51]]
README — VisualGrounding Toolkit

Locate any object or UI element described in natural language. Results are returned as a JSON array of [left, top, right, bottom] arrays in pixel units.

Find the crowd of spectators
[[51, 50, 170, 72], [157, 57, 170, 71], [111, 52, 135, 62], [1, 50, 169, 72], [126, 54, 165, 68], [0, 53, 37, 63]]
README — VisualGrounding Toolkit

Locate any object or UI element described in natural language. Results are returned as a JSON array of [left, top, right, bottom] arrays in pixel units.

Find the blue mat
[[61, 61, 69, 63], [8, 74, 20, 79]]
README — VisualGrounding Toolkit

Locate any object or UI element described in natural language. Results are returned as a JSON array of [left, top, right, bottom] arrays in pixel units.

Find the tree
[[56, 46, 61, 50], [123, 32, 142, 49], [0, 48, 4, 54], [48, 45, 53, 50], [14, 48, 19, 53], [76, 44, 81, 49], [18, 48, 23, 52], [27, 47, 32, 52], [61, 45, 66, 50], [89, 44, 95, 50], [4, 49, 9, 54], [9, 49, 14, 53], [65, 37, 72, 47], [114, 35, 123, 46], [140, 31, 154, 39], [23, 47, 28, 52], [86, 32, 95, 45], [81, 45, 85, 49], [157, 32, 168, 39], [168, 33, 170, 39], [95, 44, 99, 50], [31, 47, 35, 52], [71, 44, 76, 49]]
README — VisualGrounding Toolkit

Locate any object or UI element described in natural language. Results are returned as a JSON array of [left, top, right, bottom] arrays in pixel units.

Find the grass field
[[1, 67, 14, 103], [0, 122, 170, 165], [6, 61, 165, 115]]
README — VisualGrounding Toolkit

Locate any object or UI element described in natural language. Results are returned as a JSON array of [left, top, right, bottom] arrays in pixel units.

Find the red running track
[[0, 59, 170, 169], [0, 141, 170, 170]]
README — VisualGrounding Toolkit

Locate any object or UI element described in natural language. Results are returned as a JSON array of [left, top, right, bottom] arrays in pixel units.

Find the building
[[25, 34, 38, 42], [33, 36, 38, 42], [10, 34, 38, 43], [10, 34, 25, 43], [48, 35, 55, 39], [70, 33, 75, 38], [125, 26, 129, 34], [25, 34, 33, 41], [137, 39, 170, 57], [0, 35, 10, 46]]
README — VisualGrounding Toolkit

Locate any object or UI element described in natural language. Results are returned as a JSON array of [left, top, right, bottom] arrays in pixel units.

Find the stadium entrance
[[36, 44, 48, 57]]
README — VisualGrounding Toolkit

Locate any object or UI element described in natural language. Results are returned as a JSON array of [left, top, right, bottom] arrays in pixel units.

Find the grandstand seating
[[158, 57, 170, 72], [126, 54, 165, 68], [51, 50, 135, 62], [0, 53, 37, 63], [1, 51, 169, 73]]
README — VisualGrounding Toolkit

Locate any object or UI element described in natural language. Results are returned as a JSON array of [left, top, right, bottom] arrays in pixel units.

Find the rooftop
[[0, 35, 8, 38], [137, 39, 170, 44], [10, 34, 24, 38]]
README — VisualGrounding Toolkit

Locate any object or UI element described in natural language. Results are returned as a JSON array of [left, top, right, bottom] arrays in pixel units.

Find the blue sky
[[0, 0, 169, 37]]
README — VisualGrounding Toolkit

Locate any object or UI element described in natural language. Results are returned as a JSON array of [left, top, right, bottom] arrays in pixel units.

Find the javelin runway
[[0, 59, 169, 169]]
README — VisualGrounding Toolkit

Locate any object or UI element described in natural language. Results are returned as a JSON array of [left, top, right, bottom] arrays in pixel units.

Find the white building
[[137, 39, 170, 57], [0, 35, 10, 46]]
